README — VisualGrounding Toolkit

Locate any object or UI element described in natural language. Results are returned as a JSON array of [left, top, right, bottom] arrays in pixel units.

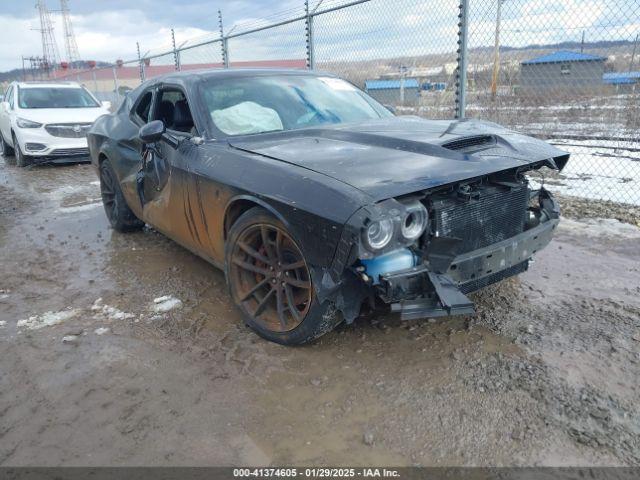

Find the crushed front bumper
[[380, 218, 559, 320]]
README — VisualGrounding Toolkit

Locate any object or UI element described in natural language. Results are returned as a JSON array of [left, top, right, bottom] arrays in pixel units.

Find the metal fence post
[[136, 42, 145, 82], [218, 10, 229, 68], [171, 28, 181, 71], [455, 0, 469, 119], [305, 0, 315, 70], [112, 66, 119, 94]]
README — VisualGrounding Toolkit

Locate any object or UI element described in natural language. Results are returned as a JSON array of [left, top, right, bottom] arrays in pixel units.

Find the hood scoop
[[442, 135, 496, 152]]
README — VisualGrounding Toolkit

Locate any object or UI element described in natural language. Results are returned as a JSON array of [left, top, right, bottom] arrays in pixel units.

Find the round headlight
[[365, 219, 394, 250], [401, 204, 428, 240]]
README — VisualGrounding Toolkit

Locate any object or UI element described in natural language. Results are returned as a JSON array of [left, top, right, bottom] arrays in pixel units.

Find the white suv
[[0, 81, 110, 167]]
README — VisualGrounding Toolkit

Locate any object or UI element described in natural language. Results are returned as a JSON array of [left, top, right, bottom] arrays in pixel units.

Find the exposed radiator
[[431, 183, 528, 253]]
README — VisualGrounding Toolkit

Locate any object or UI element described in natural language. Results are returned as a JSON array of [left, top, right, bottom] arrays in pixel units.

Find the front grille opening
[[45, 123, 92, 139], [442, 135, 495, 152]]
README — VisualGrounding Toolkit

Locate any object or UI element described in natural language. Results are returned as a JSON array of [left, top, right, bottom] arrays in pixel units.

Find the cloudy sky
[[0, 0, 636, 71]]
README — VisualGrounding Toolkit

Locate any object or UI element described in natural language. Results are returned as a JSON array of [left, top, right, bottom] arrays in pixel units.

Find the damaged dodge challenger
[[88, 69, 568, 345]]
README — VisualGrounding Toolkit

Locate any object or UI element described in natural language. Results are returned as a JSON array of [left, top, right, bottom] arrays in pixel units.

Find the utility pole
[[60, 0, 80, 65], [399, 65, 407, 106], [490, 0, 504, 100], [580, 30, 585, 53]]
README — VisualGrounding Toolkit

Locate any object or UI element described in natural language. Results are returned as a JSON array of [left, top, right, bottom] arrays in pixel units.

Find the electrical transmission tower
[[60, 0, 80, 65], [35, 0, 61, 75]]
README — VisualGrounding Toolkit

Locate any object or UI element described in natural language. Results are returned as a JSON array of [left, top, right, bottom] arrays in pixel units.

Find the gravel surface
[[1, 158, 638, 466]]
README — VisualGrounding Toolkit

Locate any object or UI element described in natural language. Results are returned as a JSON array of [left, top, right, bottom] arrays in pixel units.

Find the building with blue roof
[[603, 71, 640, 85], [364, 78, 421, 106], [520, 50, 607, 91]]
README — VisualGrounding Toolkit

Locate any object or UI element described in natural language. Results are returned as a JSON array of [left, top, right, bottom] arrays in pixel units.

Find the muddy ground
[[0, 157, 639, 467]]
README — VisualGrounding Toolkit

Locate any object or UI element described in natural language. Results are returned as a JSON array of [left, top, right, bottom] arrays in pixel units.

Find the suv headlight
[[364, 218, 394, 250], [400, 203, 428, 240], [16, 117, 43, 129]]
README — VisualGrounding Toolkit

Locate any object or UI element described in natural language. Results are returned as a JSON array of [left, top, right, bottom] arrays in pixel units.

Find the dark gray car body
[[88, 69, 569, 322]]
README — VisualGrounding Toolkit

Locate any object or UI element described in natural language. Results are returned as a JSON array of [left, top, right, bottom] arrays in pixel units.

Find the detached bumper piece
[[381, 218, 558, 321], [389, 270, 475, 320]]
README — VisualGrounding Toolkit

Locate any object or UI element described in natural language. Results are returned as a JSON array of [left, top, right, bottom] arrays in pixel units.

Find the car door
[[0, 86, 13, 141], [114, 87, 155, 220], [138, 85, 207, 254]]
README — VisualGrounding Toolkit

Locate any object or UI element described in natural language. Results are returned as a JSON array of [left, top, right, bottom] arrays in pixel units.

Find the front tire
[[99, 158, 144, 232], [13, 134, 31, 167], [225, 207, 341, 345]]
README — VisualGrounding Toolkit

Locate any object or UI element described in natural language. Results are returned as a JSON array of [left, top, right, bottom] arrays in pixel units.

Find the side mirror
[[101, 100, 112, 110], [139, 120, 165, 143]]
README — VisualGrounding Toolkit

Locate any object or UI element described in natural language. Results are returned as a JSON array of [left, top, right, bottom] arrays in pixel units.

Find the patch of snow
[[94, 327, 110, 335], [559, 218, 640, 238], [90, 180, 100, 186], [0, 320, 6, 328], [91, 298, 134, 320], [152, 295, 183, 313], [0, 294, 9, 300], [62, 335, 78, 343], [529, 140, 640, 206], [57, 202, 102, 214], [17, 309, 79, 330]]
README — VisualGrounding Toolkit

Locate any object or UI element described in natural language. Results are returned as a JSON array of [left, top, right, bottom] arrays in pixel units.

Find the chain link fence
[[466, 0, 640, 205], [47, 0, 639, 205]]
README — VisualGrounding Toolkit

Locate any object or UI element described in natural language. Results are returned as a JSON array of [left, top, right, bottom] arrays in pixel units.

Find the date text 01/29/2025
[[232, 468, 401, 477]]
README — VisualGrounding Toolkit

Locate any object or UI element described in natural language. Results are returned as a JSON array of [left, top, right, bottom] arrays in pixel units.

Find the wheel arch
[[98, 151, 109, 166], [223, 194, 291, 240]]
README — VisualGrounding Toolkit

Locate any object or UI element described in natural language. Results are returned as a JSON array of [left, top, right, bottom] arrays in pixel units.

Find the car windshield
[[18, 87, 99, 109], [199, 75, 392, 136]]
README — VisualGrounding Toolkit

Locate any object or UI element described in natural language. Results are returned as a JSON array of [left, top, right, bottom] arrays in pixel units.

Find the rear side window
[[134, 91, 153, 123]]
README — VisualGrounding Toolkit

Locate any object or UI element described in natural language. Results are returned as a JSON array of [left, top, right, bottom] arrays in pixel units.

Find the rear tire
[[2, 133, 15, 165], [13, 134, 30, 167], [99, 158, 144, 232], [225, 207, 341, 345]]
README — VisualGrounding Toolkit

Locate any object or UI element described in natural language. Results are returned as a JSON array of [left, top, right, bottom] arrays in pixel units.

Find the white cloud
[[0, 0, 634, 72]]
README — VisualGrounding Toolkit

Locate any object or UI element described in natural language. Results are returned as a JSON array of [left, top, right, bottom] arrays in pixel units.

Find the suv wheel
[[13, 134, 30, 167]]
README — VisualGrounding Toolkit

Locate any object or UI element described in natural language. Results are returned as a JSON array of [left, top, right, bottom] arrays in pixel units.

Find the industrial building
[[364, 78, 420, 106], [603, 71, 640, 91], [520, 50, 607, 91]]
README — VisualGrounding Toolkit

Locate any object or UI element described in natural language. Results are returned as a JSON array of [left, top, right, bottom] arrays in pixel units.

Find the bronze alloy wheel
[[100, 162, 118, 224], [229, 223, 312, 333]]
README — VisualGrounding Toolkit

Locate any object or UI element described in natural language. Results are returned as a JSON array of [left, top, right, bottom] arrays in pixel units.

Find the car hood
[[229, 116, 568, 201], [16, 107, 108, 125]]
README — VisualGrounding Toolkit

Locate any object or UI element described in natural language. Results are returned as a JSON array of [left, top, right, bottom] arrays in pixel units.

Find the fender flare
[[223, 194, 294, 235]]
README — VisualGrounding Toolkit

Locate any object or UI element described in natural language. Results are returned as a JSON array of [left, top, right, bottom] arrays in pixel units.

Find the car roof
[[14, 81, 82, 89]]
